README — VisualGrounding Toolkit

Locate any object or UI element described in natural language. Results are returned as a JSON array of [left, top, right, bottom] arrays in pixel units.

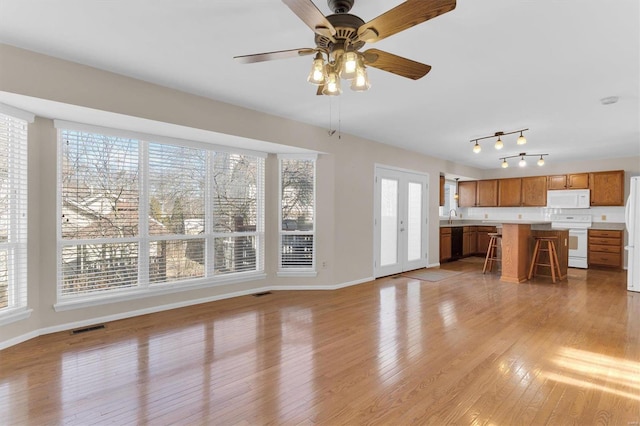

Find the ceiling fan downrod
[[328, 0, 354, 14]]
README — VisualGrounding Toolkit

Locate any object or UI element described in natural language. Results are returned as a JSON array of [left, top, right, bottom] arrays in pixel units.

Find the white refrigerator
[[626, 176, 640, 292]]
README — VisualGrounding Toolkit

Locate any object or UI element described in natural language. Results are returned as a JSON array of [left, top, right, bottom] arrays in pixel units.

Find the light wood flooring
[[1, 259, 639, 425]]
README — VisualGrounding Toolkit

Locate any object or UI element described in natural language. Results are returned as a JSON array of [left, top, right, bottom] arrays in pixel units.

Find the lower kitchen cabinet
[[588, 229, 623, 269], [476, 226, 497, 255], [440, 228, 452, 262], [463, 226, 477, 256]]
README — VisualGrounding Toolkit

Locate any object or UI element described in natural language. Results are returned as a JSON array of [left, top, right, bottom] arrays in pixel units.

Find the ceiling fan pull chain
[[328, 97, 336, 136]]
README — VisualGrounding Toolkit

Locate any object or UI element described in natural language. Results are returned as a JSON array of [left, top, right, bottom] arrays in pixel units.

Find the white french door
[[374, 166, 428, 278]]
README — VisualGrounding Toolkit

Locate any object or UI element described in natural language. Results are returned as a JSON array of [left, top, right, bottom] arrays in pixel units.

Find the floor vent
[[71, 324, 106, 335], [253, 291, 272, 297]]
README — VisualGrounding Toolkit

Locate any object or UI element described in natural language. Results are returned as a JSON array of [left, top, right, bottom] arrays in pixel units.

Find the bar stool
[[482, 233, 502, 274], [528, 236, 562, 283]]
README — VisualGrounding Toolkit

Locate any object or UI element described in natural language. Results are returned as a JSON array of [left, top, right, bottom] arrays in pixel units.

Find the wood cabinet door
[[440, 233, 451, 262], [567, 173, 589, 189], [498, 178, 522, 207], [477, 180, 498, 207], [458, 181, 477, 207], [548, 175, 567, 190], [477, 231, 490, 254], [462, 230, 472, 256], [590, 170, 625, 206], [521, 176, 547, 206], [470, 230, 477, 254], [439, 175, 445, 206]]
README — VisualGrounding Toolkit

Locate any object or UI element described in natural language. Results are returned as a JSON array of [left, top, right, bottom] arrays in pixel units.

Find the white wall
[[0, 44, 484, 348]]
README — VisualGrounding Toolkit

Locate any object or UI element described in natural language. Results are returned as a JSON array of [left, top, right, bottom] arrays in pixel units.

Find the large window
[[279, 155, 316, 274], [57, 123, 264, 305], [0, 108, 30, 323]]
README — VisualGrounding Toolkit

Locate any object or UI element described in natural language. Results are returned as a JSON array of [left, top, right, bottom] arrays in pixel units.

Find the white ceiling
[[0, 0, 638, 169]]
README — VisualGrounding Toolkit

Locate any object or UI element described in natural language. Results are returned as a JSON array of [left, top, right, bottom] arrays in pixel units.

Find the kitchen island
[[482, 221, 568, 283]]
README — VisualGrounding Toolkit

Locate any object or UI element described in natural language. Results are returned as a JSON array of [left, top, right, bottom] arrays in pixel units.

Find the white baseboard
[[1, 276, 375, 351]]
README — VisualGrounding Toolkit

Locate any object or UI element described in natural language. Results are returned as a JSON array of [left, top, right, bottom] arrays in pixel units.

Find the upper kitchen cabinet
[[477, 180, 498, 207], [521, 176, 547, 206], [458, 181, 477, 207], [548, 173, 589, 190], [498, 176, 547, 207], [590, 170, 625, 206], [498, 178, 522, 207]]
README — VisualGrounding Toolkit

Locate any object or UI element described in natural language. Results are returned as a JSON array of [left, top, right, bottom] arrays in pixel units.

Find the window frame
[[55, 122, 266, 311], [0, 104, 33, 326], [277, 154, 317, 277]]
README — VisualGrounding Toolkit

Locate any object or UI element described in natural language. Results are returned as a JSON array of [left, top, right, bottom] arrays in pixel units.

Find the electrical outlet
[[484, 214, 488, 219], [518, 214, 522, 219], [601, 215, 607, 221], [322, 261, 327, 269]]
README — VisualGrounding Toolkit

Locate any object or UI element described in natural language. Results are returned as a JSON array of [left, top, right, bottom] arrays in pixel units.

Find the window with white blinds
[[58, 125, 265, 304], [279, 156, 316, 272], [0, 111, 29, 318]]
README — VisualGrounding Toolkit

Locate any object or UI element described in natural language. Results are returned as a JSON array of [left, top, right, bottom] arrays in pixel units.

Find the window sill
[[54, 272, 267, 312], [0, 307, 33, 326], [277, 270, 318, 278]]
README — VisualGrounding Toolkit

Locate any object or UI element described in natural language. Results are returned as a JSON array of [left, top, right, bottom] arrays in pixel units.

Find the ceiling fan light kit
[[234, 0, 457, 96]]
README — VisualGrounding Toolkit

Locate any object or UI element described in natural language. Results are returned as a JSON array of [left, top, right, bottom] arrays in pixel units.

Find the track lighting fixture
[[470, 128, 529, 153], [499, 152, 548, 168]]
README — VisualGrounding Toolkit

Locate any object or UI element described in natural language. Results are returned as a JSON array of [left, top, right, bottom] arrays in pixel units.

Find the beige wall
[[0, 44, 484, 348]]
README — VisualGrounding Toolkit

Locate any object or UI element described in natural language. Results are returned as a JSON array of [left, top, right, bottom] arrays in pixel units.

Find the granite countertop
[[439, 220, 626, 231]]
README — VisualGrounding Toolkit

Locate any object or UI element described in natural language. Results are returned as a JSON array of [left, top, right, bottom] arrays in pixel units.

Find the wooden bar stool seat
[[482, 233, 502, 274], [528, 236, 562, 283]]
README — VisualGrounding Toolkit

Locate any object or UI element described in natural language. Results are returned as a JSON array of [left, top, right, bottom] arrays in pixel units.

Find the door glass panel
[[380, 178, 398, 266], [407, 182, 422, 261]]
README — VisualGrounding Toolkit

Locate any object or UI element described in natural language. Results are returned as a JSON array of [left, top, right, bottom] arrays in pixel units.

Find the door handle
[[400, 228, 405, 232]]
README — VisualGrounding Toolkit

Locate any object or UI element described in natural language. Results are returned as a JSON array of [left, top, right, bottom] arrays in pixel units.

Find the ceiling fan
[[234, 0, 456, 95]]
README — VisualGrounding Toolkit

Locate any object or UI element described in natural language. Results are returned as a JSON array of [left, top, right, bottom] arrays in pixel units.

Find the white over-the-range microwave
[[547, 189, 591, 209]]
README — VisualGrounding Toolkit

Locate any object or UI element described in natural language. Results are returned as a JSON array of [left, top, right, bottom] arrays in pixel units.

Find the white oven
[[551, 214, 592, 269]]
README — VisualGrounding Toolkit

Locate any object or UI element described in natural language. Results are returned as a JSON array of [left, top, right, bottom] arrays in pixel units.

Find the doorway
[[374, 166, 429, 278]]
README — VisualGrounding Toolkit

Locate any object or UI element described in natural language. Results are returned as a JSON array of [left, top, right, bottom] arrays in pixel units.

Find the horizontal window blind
[[58, 127, 265, 302], [0, 112, 28, 313], [279, 158, 315, 270]]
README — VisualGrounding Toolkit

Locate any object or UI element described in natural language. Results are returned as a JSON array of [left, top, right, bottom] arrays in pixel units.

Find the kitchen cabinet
[[590, 170, 625, 206], [476, 226, 497, 254], [521, 176, 547, 206], [439, 175, 445, 207], [440, 228, 451, 262], [498, 178, 522, 207], [458, 181, 477, 207], [463, 226, 477, 256], [477, 180, 498, 207], [547, 173, 589, 190], [588, 229, 623, 269]]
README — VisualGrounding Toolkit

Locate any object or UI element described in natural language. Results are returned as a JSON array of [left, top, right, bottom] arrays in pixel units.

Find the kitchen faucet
[[448, 209, 457, 224]]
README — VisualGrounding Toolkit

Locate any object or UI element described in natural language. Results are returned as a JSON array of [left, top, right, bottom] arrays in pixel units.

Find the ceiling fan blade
[[363, 49, 431, 80], [234, 48, 315, 64], [357, 0, 456, 43], [282, 0, 337, 38]]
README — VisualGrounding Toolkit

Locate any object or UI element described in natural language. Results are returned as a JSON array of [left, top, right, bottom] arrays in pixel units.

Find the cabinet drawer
[[440, 227, 452, 235], [589, 229, 622, 238], [589, 252, 621, 267], [477, 226, 496, 232], [589, 237, 620, 246], [590, 244, 621, 254]]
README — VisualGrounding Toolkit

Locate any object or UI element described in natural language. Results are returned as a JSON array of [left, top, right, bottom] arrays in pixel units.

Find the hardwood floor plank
[[1, 264, 638, 424]]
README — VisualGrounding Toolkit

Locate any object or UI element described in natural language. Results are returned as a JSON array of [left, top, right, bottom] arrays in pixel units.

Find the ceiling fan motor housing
[[328, 0, 354, 13], [315, 13, 365, 51]]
